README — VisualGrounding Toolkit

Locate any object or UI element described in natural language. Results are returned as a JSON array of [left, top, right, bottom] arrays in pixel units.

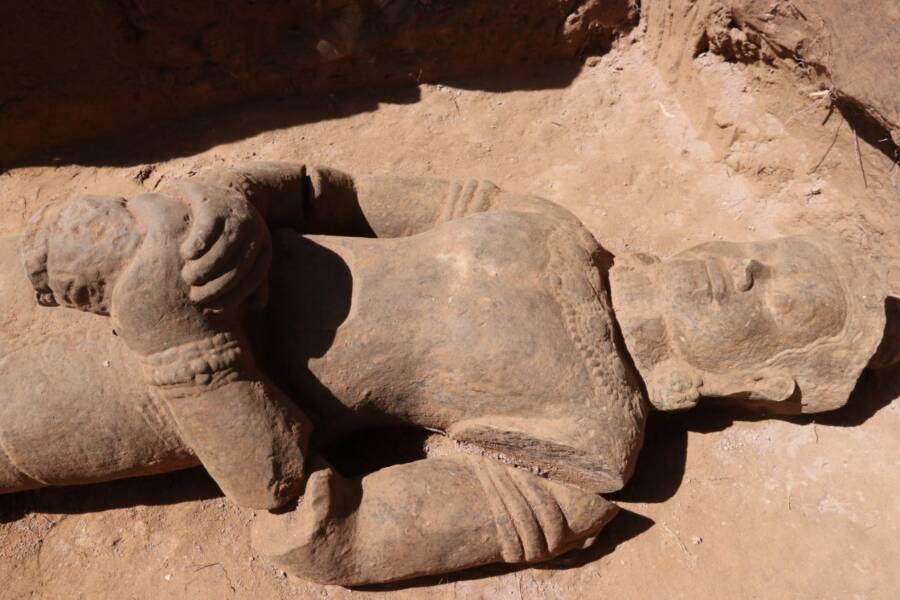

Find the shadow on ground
[[14, 61, 585, 170], [0, 467, 222, 525], [611, 363, 898, 507], [684, 363, 899, 435]]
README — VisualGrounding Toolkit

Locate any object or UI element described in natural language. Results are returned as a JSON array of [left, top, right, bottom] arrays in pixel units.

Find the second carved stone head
[[610, 235, 887, 414]]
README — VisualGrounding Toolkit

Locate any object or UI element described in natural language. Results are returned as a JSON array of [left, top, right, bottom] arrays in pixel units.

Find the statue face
[[658, 238, 847, 372], [612, 233, 884, 413]]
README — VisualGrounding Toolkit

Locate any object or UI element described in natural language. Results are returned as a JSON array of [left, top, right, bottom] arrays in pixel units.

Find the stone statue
[[1, 163, 894, 585]]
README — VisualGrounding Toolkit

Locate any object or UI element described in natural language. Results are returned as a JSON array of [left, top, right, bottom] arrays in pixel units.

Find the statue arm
[[142, 335, 312, 510], [301, 167, 581, 238], [110, 193, 313, 510], [166, 161, 580, 258], [154, 162, 583, 306], [21, 190, 313, 509]]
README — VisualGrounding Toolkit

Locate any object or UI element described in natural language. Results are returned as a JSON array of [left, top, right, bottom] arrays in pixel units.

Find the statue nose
[[730, 258, 765, 292]]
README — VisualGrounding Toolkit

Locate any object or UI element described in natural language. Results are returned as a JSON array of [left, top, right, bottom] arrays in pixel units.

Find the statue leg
[[251, 455, 616, 586]]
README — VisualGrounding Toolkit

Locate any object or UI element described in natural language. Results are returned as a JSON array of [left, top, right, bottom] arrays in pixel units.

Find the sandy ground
[[1, 37, 898, 599]]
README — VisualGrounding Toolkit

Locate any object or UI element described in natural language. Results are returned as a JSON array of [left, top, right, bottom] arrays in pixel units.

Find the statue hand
[[175, 181, 272, 309]]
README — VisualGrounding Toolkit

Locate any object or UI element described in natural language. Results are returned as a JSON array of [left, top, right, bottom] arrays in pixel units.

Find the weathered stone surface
[[2, 162, 893, 586], [253, 454, 617, 585], [611, 237, 888, 413]]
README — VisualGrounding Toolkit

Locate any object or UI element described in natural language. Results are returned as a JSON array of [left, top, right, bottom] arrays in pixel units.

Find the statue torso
[[267, 211, 647, 492]]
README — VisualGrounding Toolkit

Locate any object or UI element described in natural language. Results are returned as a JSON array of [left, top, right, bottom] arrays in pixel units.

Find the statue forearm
[[301, 165, 580, 238], [109, 192, 312, 510], [165, 161, 580, 240], [143, 333, 312, 510], [164, 162, 308, 231]]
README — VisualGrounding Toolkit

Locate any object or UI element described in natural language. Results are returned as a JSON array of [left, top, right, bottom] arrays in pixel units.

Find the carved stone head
[[21, 190, 269, 356], [21, 195, 141, 315], [610, 235, 887, 413]]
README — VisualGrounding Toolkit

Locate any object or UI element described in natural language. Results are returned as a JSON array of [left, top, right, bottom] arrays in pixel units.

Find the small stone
[[691, 535, 702, 545]]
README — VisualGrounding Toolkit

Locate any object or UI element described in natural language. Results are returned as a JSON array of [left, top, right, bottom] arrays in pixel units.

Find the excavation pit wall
[[1, 0, 638, 168]]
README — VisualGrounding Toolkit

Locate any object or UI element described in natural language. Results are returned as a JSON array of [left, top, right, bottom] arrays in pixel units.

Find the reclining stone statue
[[1, 162, 896, 585]]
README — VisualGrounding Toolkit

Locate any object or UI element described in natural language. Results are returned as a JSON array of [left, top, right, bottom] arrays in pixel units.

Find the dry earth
[[1, 30, 898, 600]]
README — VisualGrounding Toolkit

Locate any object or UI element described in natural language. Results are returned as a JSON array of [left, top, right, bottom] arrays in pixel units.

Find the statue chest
[[268, 213, 647, 490]]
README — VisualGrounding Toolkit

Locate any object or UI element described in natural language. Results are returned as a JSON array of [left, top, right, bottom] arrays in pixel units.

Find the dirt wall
[[0, 0, 638, 168], [641, 0, 899, 158]]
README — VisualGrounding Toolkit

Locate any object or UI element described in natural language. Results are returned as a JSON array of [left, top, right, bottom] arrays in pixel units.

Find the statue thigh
[[0, 328, 195, 493]]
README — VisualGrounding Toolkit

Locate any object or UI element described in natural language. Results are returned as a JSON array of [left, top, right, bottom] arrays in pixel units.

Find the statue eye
[[768, 291, 794, 316]]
